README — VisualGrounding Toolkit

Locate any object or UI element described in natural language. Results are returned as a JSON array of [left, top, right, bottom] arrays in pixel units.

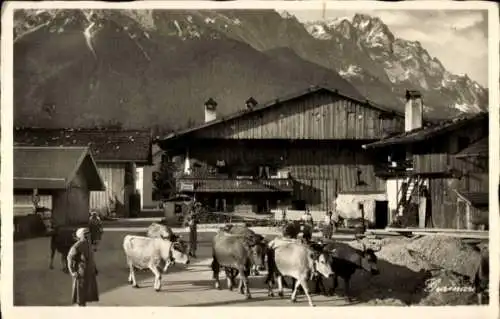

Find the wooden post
[[32, 188, 40, 214], [359, 202, 365, 233]]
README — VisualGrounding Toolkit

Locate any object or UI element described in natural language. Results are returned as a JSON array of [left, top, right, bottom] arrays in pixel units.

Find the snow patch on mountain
[[277, 10, 294, 20], [339, 65, 362, 78]]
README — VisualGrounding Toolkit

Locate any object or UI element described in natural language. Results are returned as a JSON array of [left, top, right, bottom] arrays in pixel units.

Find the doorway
[[374, 200, 389, 229]]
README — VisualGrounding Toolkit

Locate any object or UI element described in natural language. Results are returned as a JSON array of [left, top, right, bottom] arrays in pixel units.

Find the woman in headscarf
[[88, 212, 103, 252], [67, 227, 99, 307]]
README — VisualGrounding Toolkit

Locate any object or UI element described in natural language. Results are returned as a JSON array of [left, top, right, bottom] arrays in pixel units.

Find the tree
[[152, 156, 178, 200]]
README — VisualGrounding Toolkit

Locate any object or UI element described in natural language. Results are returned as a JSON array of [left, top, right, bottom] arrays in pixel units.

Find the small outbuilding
[[14, 146, 106, 228]]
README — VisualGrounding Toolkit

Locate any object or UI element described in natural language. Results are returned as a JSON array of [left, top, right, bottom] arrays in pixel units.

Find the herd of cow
[[49, 221, 382, 307]]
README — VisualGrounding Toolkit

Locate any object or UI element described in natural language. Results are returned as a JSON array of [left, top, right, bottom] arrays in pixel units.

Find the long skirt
[[71, 273, 99, 306]]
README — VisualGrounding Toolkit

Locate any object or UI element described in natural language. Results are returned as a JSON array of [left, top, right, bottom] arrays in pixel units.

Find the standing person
[[299, 209, 314, 243], [67, 228, 99, 307], [323, 211, 333, 239], [300, 209, 314, 227], [88, 212, 103, 252], [184, 207, 198, 258]]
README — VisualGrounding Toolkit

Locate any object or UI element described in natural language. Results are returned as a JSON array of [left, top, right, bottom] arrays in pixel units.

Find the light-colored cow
[[123, 235, 190, 291], [146, 222, 176, 240], [267, 238, 333, 307]]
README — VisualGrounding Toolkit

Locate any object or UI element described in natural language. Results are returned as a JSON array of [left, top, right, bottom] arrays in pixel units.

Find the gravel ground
[[13, 228, 484, 306]]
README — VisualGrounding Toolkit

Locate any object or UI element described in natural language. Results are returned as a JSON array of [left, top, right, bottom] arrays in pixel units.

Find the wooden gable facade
[[159, 86, 405, 217], [364, 112, 489, 229], [183, 88, 404, 141]]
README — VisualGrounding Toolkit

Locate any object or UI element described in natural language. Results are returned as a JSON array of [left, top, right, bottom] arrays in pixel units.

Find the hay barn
[[14, 128, 152, 217], [14, 146, 105, 231]]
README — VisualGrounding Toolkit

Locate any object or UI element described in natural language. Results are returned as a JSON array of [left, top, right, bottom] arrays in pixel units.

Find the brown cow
[[211, 230, 266, 299]]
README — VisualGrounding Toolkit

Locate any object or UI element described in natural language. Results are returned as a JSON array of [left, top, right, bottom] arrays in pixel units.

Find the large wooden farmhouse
[[158, 85, 416, 226], [364, 91, 489, 230]]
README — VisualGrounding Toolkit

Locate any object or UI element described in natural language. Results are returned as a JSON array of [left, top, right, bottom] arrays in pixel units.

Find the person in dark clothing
[[185, 210, 198, 258], [67, 227, 99, 307]]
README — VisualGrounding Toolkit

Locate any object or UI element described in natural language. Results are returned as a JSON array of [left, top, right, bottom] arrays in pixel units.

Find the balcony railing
[[177, 177, 294, 193], [374, 159, 413, 177]]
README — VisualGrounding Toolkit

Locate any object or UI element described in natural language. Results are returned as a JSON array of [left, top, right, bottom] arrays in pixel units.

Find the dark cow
[[211, 229, 266, 299], [49, 226, 77, 273], [282, 221, 313, 243], [223, 224, 266, 275], [315, 241, 381, 302]]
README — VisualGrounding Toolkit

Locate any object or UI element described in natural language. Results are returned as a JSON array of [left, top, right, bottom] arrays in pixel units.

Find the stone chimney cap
[[205, 98, 218, 109], [245, 97, 258, 108], [405, 90, 422, 100]]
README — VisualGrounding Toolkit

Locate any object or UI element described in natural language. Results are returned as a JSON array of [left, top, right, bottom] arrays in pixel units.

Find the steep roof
[[14, 128, 152, 164], [14, 146, 105, 191], [159, 85, 409, 142], [363, 112, 488, 149], [455, 137, 489, 158]]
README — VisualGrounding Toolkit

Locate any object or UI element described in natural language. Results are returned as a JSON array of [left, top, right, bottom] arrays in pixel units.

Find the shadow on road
[[14, 231, 217, 306]]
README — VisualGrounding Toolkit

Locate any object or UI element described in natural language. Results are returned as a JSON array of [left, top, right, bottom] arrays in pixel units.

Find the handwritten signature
[[424, 278, 475, 293]]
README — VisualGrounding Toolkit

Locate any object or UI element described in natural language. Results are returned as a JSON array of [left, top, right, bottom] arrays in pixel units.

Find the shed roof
[[456, 191, 489, 209], [159, 85, 412, 142], [363, 112, 488, 149], [455, 137, 489, 158], [14, 128, 152, 164], [14, 146, 106, 191]]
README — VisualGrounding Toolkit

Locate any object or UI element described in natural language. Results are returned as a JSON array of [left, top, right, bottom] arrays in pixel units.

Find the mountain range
[[13, 9, 488, 131]]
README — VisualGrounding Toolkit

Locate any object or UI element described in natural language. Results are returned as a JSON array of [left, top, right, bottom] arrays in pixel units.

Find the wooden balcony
[[374, 159, 413, 178], [412, 154, 459, 177], [177, 177, 294, 193]]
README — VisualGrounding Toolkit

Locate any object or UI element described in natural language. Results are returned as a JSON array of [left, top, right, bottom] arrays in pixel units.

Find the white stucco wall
[[336, 193, 388, 223], [135, 167, 144, 208]]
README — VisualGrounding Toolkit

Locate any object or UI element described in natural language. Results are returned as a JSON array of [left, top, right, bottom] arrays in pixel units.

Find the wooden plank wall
[[193, 92, 404, 140], [187, 143, 385, 211], [90, 163, 126, 216], [13, 194, 52, 216]]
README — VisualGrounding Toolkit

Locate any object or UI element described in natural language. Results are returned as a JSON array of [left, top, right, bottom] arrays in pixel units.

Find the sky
[[289, 10, 489, 88]]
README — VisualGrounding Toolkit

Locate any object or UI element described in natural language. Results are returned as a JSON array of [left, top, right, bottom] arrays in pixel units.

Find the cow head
[[170, 240, 190, 265], [314, 252, 334, 278], [359, 242, 381, 275], [247, 235, 266, 269]]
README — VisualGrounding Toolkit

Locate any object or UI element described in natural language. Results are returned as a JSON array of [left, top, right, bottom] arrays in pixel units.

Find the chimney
[[204, 98, 217, 123], [245, 97, 258, 111], [405, 90, 423, 132]]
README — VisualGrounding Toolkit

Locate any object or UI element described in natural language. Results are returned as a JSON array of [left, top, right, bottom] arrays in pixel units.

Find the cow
[[266, 238, 334, 307], [282, 221, 313, 243], [123, 235, 190, 292], [222, 224, 266, 275], [266, 238, 328, 294], [146, 222, 179, 242], [314, 240, 381, 302], [211, 230, 266, 299], [49, 226, 77, 273]]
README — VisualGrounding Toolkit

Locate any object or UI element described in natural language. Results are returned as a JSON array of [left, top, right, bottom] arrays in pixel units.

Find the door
[[374, 200, 389, 229]]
